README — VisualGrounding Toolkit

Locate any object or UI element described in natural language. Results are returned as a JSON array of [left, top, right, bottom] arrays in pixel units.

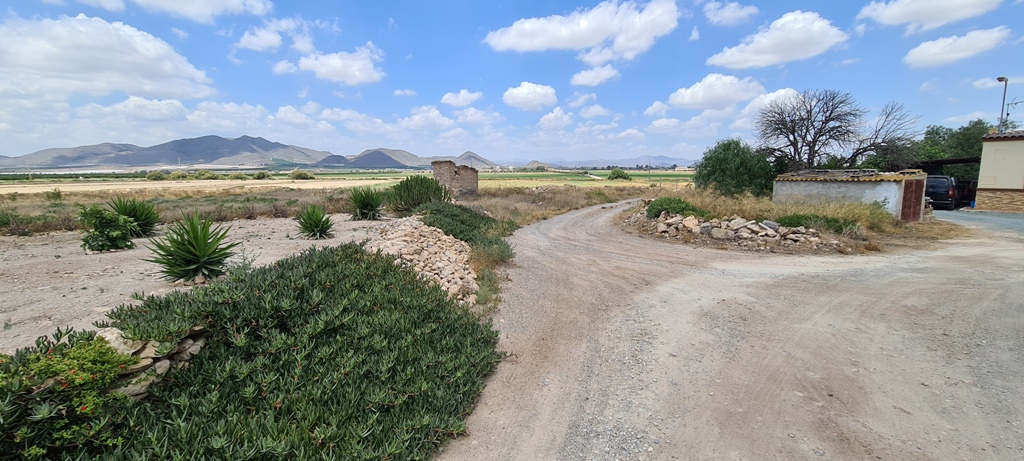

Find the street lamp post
[[997, 76, 1008, 133]]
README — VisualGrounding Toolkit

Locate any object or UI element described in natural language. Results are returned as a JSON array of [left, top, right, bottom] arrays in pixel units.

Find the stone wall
[[431, 160, 478, 195], [975, 189, 1024, 212], [95, 326, 207, 400]]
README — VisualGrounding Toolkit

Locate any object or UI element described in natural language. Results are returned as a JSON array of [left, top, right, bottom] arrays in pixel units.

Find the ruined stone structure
[[431, 160, 478, 195]]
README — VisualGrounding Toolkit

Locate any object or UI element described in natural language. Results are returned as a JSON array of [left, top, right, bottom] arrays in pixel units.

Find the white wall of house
[[773, 180, 902, 215], [979, 138, 1024, 189]]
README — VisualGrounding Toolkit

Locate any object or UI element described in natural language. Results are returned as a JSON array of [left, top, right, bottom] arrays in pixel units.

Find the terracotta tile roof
[[982, 130, 1024, 140], [775, 169, 927, 182]]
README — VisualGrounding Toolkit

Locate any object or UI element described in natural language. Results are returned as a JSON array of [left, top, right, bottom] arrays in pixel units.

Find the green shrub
[[144, 212, 239, 280], [226, 173, 248, 180], [387, 176, 452, 214], [78, 205, 139, 251], [167, 171, 191, 180], [145, 171, 167, 181], [43, 188, 65, 206], [294, 204, 334, 239], [0, 328, 137, 459], [107, 197, 160, 237], [417, 202, 517, 269], [196, 170, 221, 180], [289, 169, 315, 180], [348, 186, 384, 220], [646, 197, 711, 219], [607, 168, 631, 180], [252, 171, 273, 180], [693, 139, 775, 196], [97, 243, 503, 459], [776, 214, 860, 234]]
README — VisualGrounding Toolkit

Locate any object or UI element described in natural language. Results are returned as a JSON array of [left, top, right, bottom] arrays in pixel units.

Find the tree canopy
[[756, 89, 918, 171], [693, 139, 774, 197]]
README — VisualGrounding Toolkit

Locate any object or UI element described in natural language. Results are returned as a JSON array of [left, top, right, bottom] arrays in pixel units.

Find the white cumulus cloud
[[440, 89, 483, 107], [703, 1, 759, 26], [236, 18, 312, 53], [394, 89, 417, 96], [730, 88, 798, 130], [644, 101, 669, 117], [972, 75, 1022, 89], [297, 42, 386, 85], [706, 11, 849, 69], [667, 73, 765, 110], [689, 26, 700, 41], [455, 107, 504, 125], [571, 64, 620, 86], [567, 92, 597, 108], [272, 60, 297, 74], [903, 27, 1011, 68], [857, 0, 1003, 34], [539, 107, 573, 131], [580, 104, 612, 118], [398, 105, 455, 130], [503, 82, 557, 111], [484, 0, 680, 66], [0, 14, 214, 100]]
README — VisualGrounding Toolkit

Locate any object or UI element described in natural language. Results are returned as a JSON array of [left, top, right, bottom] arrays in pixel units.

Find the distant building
[[431, 160, 478, 195]]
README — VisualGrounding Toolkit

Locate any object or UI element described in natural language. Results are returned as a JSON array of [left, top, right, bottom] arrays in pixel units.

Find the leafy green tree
[[909, 119, 993, 180], [607, 168, 631, 180], [693, 139, 775, 196]]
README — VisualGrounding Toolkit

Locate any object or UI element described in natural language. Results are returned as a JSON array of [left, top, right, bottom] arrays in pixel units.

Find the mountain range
[[0, 135, 695, 170], [0, 136, 499, 171]]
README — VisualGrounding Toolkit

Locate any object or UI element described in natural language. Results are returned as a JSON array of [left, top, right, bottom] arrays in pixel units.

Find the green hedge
[[3, 243, 503, 459]]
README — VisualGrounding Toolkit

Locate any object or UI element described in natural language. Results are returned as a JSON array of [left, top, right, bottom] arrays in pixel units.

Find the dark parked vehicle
[[957, 180, 978, 207], [926, 175, 960, 210]]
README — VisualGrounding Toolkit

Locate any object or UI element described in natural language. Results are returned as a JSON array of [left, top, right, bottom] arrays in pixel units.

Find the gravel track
[[438, 201, 1024, 461]]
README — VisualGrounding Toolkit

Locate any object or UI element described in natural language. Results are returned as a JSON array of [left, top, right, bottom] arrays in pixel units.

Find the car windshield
[[926, 179, 951, 193]]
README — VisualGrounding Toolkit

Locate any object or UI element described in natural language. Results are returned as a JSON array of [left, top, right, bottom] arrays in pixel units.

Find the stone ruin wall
[[431, 160, 478, 195]]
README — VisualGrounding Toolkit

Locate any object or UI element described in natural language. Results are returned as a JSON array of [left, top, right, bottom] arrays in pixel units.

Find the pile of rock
[[626, 208, 848, 252], [364, 217, 479, 305], [95, 326, 206, 399]]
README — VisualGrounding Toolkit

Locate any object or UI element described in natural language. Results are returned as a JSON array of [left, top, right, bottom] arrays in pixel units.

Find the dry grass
[[462, 185, 651, 226]]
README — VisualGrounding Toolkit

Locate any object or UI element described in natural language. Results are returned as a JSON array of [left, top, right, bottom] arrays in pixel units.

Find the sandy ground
[[437, 202, 1024, 461], [0, 214, 382, 354], [2, 202, 1022, 460], [0, 178, 393, 195]]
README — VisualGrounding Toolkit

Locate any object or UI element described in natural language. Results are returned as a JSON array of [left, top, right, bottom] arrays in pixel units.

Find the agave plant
[[348, 186, 384, 220], [295, 204, 334, 239], [108, 196, 161, 237], [386, 175, 452, 214], [145, 212, 239, 281]]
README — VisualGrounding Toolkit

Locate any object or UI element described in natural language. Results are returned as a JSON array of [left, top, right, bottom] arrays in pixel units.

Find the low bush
[[43, 188, 65, 206], [289, 169, 315, 180], [0, 328, 137, 459], [608, 168, 631, 180], [387, 176, 452, 214], [144, 212, 239, 280], [646, 196, 711, 219], [348, 186, 384, 220], [294, 204, 334, 239], [226, 173, 248, 180], [251, 171, 273, 180], [107, 197, 160, 237], [145, 171, 167, 181], [417, 202, 517, 270], [95, 243, 502, 459], [196, 170, 221, 180], [167, 172, 191, 180], [78, 205, 139, 251]]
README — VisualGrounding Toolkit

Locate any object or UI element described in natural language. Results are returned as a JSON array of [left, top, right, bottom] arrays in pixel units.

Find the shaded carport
[[913, 157, 980, 175]]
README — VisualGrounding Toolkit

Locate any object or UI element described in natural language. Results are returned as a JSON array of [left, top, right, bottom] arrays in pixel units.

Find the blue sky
[[1, 0, 1022, 163]]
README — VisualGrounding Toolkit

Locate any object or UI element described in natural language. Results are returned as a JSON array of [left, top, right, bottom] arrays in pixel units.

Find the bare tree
[[756, 89, 919, 171]]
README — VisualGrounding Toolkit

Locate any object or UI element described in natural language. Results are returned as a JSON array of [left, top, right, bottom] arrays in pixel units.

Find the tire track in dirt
[[438, 201, 1024, 461]]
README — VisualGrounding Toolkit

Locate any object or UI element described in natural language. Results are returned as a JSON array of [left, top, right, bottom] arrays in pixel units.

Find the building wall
[[774, 180, 903, 215], [431, 160, 479, 195], [974, 190, 1024, 212], [979, 139, 1024, 190]]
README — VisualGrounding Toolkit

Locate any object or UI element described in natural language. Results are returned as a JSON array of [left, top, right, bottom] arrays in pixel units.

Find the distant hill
[[546, 155, 697, 169], [524, 160, 549, 170], [453, 151, 498, 169], [313, 155, 350, 167], [347, 149, 410, 168], [1, 136, 331, 169]]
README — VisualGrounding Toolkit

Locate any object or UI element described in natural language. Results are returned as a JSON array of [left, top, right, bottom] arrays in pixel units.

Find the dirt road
[[438, 202, 1024, 460]]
